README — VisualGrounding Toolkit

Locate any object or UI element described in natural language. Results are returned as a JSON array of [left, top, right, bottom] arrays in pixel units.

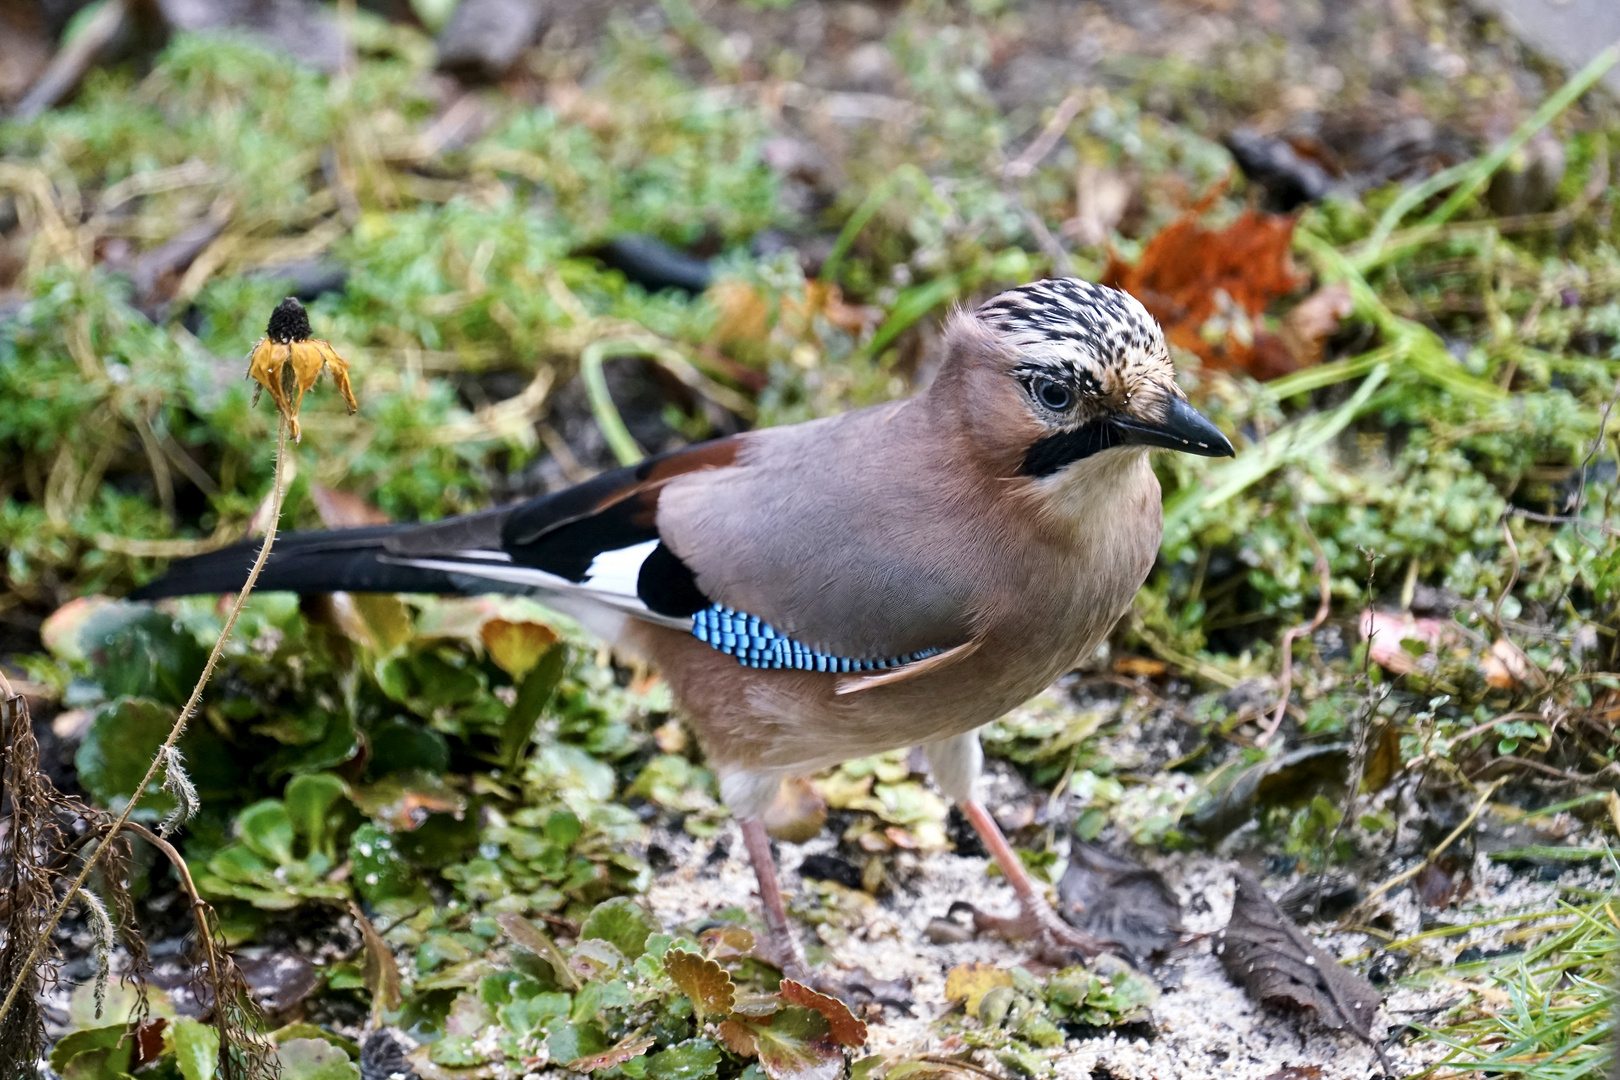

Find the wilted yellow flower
[[247, 297, 358, 440]]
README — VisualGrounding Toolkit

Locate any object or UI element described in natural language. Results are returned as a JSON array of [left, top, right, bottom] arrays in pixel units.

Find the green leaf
[[277, 1038, 360, 1080], [502, 644, 566, 770], [349, 823, 423, 904], [579, 897, 659, 960], [237, 799, 296, 864], [48, 1025, 133, 1075], [82, 603, 207, 705], [169, 1018, 220, 1080], [429, 1035, 485, 1066], [366, 716, 450, 777], [645, 1039, 722, 1080], [285, 773, 347, 856], [544, 1017, 607, 1064], [717, 1008, 841, 1080], [75, 698, 179, 812]]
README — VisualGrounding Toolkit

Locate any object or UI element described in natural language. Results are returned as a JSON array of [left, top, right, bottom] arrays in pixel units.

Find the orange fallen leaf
[[1103, 184, 1308, 380], [1481, 637, 1537, 690]]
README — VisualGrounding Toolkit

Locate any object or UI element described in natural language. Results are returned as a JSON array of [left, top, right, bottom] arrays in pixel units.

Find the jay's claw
[[968, 900, 1109, 967]]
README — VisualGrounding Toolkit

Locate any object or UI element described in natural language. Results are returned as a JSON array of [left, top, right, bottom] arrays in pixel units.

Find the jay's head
[[945, 278, 1235, 478]]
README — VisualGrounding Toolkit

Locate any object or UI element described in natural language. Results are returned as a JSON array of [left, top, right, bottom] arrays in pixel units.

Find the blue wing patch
[[691, 604, 943, 673]]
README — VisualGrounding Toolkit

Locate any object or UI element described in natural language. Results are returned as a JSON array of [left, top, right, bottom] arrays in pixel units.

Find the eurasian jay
[[134, 278, 1234, 974]]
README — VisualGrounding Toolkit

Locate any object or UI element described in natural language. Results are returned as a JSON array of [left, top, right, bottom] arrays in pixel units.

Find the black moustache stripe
[[1020, 419, 1124, 477]]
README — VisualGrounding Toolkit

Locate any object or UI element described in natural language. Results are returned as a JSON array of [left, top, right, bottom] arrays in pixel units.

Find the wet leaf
[[1057, 842, 1183, 963], [579, 896, 659, 960], [698, 924, 756, 959], [643, 1038, 722, 1080], [569, 1035, 658, 1073], [482, 618, 561, 680], [544, 1017, 608, 1065], [943, 963, 1014, 1016], [717, 1008, 843, 1080], [350, 823, 425, 904], [664, 948, 735, 1022], [278, 1037, 360, 1080], [349, 771, 466, 832], [779, 980, 868, 1048], [1216, 869, 1382, 1043]]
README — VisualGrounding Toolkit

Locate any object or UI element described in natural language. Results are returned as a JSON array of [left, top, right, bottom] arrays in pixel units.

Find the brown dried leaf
[[943, 963, 1013, 1017], [698, 924, 757, 960], [1481, 637, 1536, 690], [567, 1035, 656, 1073], [764, 776, 828, 843], [1361, 720, 1404, 793], [664, 949, 735, 1022], [349, 902, 401, 1023], [1216, 869, 1383, 1051], [1278, 283, 1352, 368], [481, 618, 560, 680], [495, 912, 579, 990], [779, 980, 868, 1048], [1102, 188, 1308, 380], [1058, 842, 1183, 963], [311, 485, 390, 528], [1262, 1068, 1324, 1080]]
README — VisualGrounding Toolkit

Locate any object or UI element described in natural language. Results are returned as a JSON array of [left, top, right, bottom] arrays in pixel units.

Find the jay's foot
[[967, 897, 1107, 967], [956, 798, 1116, 967]]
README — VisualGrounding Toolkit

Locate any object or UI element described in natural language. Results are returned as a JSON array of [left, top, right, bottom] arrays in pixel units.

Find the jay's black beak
[[1113, 397, 1235, 457]]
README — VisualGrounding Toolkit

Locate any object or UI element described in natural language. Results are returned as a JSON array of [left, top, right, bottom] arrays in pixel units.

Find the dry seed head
[[158, 744, 199, 837], [78, 887, 115, 1018], [247, 296, 359, 441]]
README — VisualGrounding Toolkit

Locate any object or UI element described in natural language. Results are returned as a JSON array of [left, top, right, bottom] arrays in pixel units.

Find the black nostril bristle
[[266, 297, 312, 343]]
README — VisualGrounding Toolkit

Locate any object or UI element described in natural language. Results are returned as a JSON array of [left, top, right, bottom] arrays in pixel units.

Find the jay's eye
[[1034, 379, 1072, 411]]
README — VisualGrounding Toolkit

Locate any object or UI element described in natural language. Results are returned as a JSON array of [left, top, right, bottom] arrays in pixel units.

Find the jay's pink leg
[[739, 817, 813, 983], [959, 798, 1106, 965]]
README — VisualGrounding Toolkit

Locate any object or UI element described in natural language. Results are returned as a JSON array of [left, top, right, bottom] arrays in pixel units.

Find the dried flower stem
[[0, 414, 293, 1033]]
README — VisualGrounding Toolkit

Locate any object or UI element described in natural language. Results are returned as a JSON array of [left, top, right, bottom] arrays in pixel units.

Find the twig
[[579, 340, 648, 466], [13, 0, 131, 121], [0, 415, 292, 1033], [1257, 524, 1331, 748], [1352, 779, 1506, 918], [1003, 91, 1087, 179]]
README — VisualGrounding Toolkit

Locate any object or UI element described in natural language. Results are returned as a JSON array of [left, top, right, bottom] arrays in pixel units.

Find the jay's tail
[[129, 525, 483, 600]]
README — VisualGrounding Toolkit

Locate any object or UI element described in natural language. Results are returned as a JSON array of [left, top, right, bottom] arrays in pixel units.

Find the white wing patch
[[581, 539, 659, 598], [387, 547, 692, 631]]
